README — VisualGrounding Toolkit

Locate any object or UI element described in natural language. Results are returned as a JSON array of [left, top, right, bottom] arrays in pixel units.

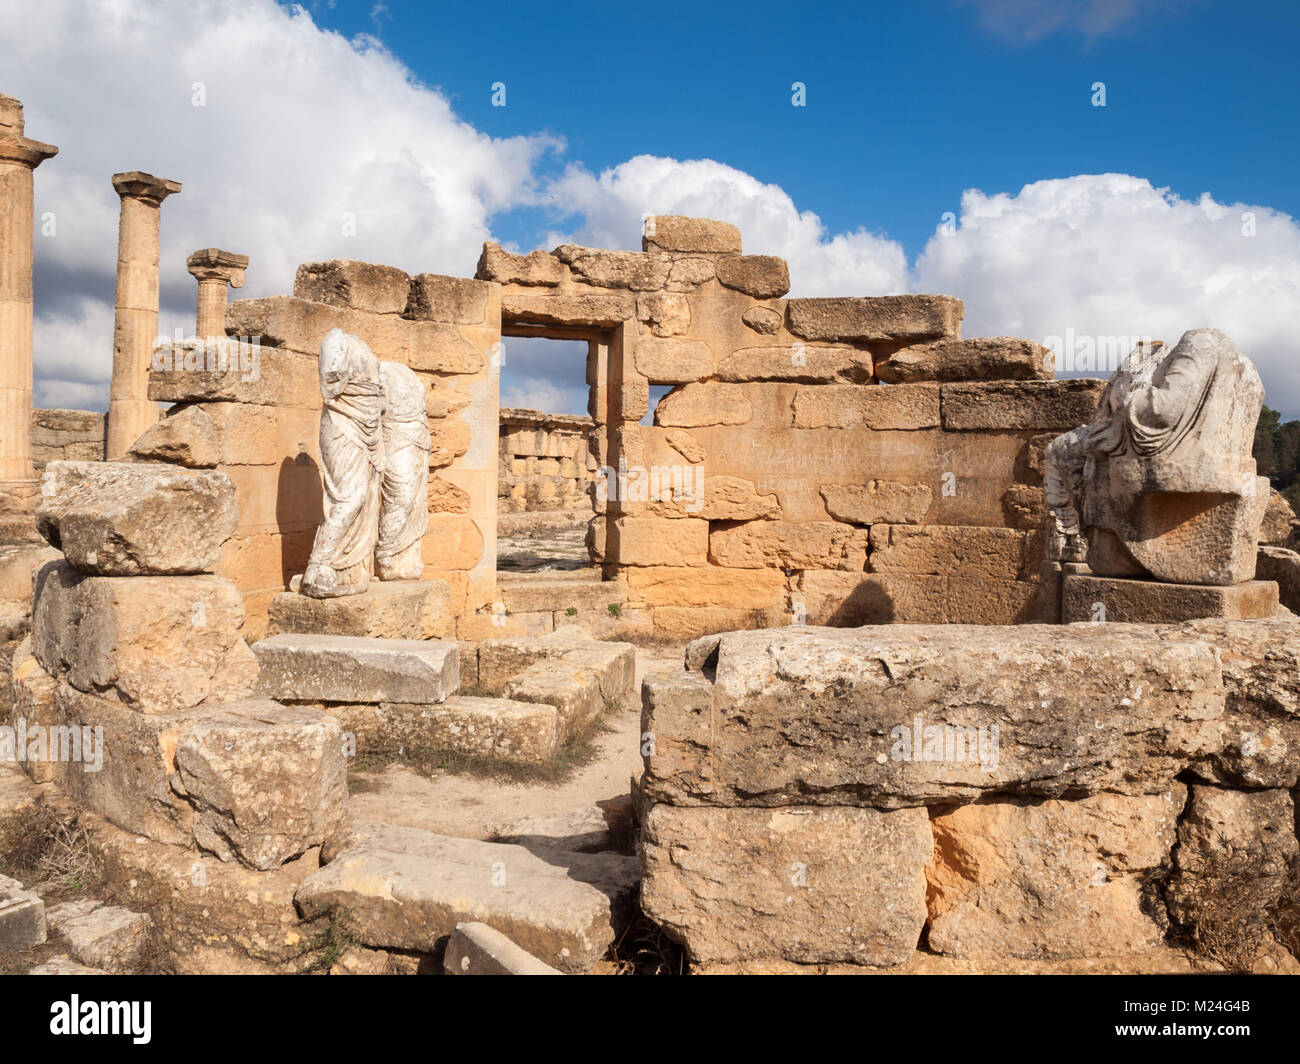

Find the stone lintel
[[1061, 573, 1279, 624]]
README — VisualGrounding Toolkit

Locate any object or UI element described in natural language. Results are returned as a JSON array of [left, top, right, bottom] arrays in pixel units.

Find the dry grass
[[1174, 851, 1300, 974], [0, 801, 104, 895], [609, 898, 688, 976]]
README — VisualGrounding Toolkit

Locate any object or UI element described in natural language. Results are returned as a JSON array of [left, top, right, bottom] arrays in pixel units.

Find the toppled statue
[[1044, 328, 1268, 586], [375, 361, 431, 580], [300, 328, 384, 597]]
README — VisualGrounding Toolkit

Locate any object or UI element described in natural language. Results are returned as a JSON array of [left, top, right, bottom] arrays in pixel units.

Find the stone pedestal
[[107, 171, 181, 459], [269, 577, 451, 639], [1061, 572, 1279, 624], [187, 247, 247, 339]]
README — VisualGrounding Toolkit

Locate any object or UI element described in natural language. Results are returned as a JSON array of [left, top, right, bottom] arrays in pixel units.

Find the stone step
[[0, 873, 46, 952], [46, 900, 151, 972], [269, 578, 451, 639], [251, 634, 459, 704], [444, 922, 563, 975], [298, 823, 637, 973]]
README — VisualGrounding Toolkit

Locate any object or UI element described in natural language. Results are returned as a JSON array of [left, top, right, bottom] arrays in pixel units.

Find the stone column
[[187, 247, 247, 339], [107, 170, 181, 459], [0, 95, 57, 484]]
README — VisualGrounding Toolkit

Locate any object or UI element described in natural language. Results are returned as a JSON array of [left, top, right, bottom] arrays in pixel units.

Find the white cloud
[[4, 0, 557, 407], [914, 173, 1300, 411], [956, 0, 1189, 42], [543, 155, 909, 297]]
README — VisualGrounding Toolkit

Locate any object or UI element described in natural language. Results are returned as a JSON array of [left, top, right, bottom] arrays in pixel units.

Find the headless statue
[[375, 360, 431, 580]]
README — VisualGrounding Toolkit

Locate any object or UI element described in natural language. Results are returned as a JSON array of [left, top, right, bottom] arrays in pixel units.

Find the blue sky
[[4, 0, 1299, 417], [309, 0, 1300, 261]]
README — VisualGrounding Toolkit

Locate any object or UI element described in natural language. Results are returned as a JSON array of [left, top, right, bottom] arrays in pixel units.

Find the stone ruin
[[3, 88, 1300, 975]]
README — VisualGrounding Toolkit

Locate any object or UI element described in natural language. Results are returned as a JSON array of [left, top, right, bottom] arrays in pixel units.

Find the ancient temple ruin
[[3, 88, 1300, 977]]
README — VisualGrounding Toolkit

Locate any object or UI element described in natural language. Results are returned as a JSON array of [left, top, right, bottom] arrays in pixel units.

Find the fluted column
[[187, 247, 247, 339], [0, 95, 57, 482], [107, 170, 181, 458]]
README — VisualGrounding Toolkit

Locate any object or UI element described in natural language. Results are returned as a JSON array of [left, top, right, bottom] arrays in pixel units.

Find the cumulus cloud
[[914, 173, 1300, 412], [4, 0, 557, 407], [543, 156, 909, 297]]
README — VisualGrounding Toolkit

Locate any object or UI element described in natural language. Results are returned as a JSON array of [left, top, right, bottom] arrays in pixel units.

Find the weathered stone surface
[[792, 571, 948, 626], [126, 405, 221, 467], [876, 337, 1052, 383], [654, 382, 752, 427], [869, 524, 1024, 581], [664, 429, 706, 463], [252, 634, 458, 705], [741, 305, 782, 335], [505, 640, 635, 740], [32, 562, 251, 713], [641, 804, 931, 965], [445, 922, 564, 974], [1261, 490, 1297, 545], [87, 812, 319, 974], [718, 345, 863, 383], [647, 475, 780, 521], [666, 257, 717, 290], [927, 788, 1184, 960], [476, 242, 565, 286], [642, 215, 741, 255], [641, 625, 1227, 808], [787, 295, 962, 343], [1168, 785, 1298, 918], [633, 337, 712, 383], [46, 900, 151, 971], [635, 292, 691, 336], [557, 247, 671, 291], [293, 259, 410, 315], [709, 520, 867, 570], [37, 461, 238, 575], [323, 696, 561, 765], [626, 565, 787, 611], [9, 636, 59, 784], [501, 290, 633, 326], [793, 383, 939, 429], [0, 873, 45, 952], [404, 273, 490, 324], [715, 255, 790, 298], [269, 578, 451, 640], [609, 516, 708, 566], [1062, 574, 1278, 623], [493, 801, 636, 857], [1257, 545, 1300, 613], [1001, 482, 1044, 528], [942, 378, 1107, 431], [173, 700, 347, 870], [28, 957, 107, 975], [821, 480, 931, 525], [297, 823, 627, 973], [475, 626, 590, 695]]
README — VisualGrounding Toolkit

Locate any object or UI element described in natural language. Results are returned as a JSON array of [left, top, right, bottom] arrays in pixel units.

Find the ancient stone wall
[[146, 261, 501, 639], [497, 408, 598, 537], [30, 409, 105, 471]]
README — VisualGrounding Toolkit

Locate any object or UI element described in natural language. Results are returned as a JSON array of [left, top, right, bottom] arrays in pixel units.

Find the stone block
[[36, 461, 238, 575], [9, 636, 60, 784], [0, 873, 45, 952], [1061, 574, 1278, 623], [32, 562, 251, 714], [869, 524, 1024, 581], [792, 571, 947, 625], [786, 295, 962, 343], [654, 382, 752, 427], [632, 337, 712, 383], [476, 242, 565, 286], [126, 404, 221, 467], [715, 255, 790, 298], [405, 273, 490, 324], [709, 520, 867, 570], [269, 578, 451, 640], [501, 291, 633, 327], [173, 700, 348, 870], [926, 788, 1185, 959], [293, 259, 410, 315], [609, 516, 708, 566], [820, 480, 931, 524], [941, 378, 1106, 431], [251, 634, 459, 705], [792, 383, 939, 429], [296, 823, 630, 973], [46, 900, 151, 972], [646, 475, 781, 521], [641, 804, 931, 966], [718, 344, 863, 384], [444, 922, 564, 974], [642, 215, 742, 254], [876, 336, 1052, 383]]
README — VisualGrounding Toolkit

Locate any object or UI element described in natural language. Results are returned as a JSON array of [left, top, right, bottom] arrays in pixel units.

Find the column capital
[[0, 132, 58, 169], [112, 171, 182, 206], [186, 247, 249, 288]]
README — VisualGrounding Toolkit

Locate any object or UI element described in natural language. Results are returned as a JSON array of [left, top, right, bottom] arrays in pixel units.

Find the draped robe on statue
[[375, 360, 431, 580], [300, 328, 384, 598]]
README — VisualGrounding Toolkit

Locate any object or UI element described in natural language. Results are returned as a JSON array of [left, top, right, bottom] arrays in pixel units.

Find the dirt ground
[[343, 643, 685, 840]]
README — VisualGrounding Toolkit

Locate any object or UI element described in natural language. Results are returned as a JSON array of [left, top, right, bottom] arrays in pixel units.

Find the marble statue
[[1044, 328, 1268, 585], [300, 328, 384, 597], [375, 360, 431, 580]]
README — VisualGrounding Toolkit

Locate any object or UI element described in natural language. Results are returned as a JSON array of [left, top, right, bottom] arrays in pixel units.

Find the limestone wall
[[30, 409, 105, 470], [497, 408, 598, 536], [146, 262, 501, 639], [478, 217, 1106, 640]]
